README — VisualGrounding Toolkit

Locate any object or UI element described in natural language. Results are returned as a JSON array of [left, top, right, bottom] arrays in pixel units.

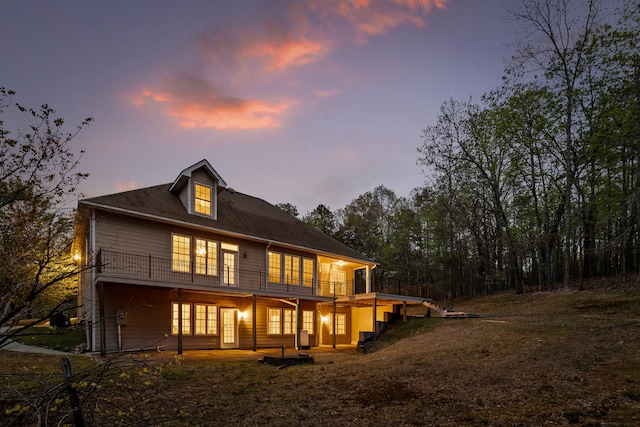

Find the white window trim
[[193, 182, 214, 218], [194, 304, 218, 335], [171, 302, 192, 335], [171, 234, 191, 273]]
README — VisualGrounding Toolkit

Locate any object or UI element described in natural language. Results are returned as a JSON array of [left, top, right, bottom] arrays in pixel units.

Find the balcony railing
[[92, 249, 445, 301], [95, 249, 348, 297]]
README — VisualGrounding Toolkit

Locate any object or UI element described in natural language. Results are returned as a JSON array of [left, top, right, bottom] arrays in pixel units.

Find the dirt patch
[[2, 285, 640, 426]]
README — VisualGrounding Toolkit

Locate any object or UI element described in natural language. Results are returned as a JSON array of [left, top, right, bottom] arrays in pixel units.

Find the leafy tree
[[0, 88, 92, 346], [508, 0, 603, 288], [302, 204, 337, 236], [275, 202, 299, 218]]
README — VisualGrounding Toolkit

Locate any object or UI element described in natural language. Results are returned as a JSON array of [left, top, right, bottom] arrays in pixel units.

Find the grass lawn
[[10, 325, 86, 353], [1, 281, 639, 426]]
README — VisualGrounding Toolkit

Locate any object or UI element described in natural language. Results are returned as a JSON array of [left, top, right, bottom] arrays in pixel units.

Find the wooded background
[[290, 0, 640, 298]]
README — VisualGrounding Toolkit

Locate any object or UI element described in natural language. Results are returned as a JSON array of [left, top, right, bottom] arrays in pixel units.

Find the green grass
[[11, 326, 86, 352], [370, 315, 439, 348]]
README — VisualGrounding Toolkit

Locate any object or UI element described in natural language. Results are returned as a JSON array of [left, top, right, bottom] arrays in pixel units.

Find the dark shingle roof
[[80, 184, 372, 263]]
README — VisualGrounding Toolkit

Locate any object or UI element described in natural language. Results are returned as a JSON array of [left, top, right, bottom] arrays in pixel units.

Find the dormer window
[[194, 183, 212, 216], [169, 160, 226, 219]]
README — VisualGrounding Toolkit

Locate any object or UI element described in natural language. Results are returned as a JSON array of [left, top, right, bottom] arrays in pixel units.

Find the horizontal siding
[[94, 210, 268, 274], [96, 283, 322, 352]]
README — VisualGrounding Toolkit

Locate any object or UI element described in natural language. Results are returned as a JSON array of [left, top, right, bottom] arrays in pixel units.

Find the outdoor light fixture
[[238, 311, 246, 320], [72, 253, 81, 262]]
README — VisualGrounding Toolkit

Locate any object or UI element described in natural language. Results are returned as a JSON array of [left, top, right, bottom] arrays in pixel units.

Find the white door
[[222, 250, 238, 286], [220, 308, 238, 348]]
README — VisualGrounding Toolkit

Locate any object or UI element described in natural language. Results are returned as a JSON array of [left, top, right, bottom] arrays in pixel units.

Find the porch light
[[337, 260, 344, 266], [238, 311, 246, 320], [72, 253, 81, 262], [320, 315, 329, 324]]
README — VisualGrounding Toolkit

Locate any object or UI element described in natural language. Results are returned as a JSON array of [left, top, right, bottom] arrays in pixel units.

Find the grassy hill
[[2, 283, 639, 426]]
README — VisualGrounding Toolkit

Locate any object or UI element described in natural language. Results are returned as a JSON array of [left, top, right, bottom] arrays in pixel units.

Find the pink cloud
[[309, 0, 449, 43], [116, 181, 138, 192], [133, 0, 448, 129], [314, 88, 341, 98], [244, 36, 330, 71], [134, 73, 297, 130]]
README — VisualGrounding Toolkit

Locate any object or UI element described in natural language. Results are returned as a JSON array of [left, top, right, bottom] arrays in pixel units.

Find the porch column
[[332, 299, 336, 349], [366, 266, 371, 293], [403, 301, 407, 322], [98, 282, 106, 357], [295, 299, 301, 350], [177, 288, 183, 355], [252, 294, 257, 352], [372, 297, 377, 340]]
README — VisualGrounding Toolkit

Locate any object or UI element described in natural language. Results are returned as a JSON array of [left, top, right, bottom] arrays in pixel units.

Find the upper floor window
[[302, 258, 314, 287], [195, 238, 218, 276], [329, 269, 347, 295], [284, 255, 300, 285], [269, 251, 315, 286], [172, 234, 191, 273], [268, 252, 281, 283], [194, 183, 212, 215]]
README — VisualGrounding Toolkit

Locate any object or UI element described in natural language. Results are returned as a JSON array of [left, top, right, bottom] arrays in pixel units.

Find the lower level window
[[268, 308, 281, 334], [195, 304, 218, 335], [302, 310, 314, 335], [328, 313, 346, 335], [268, 308, 296, 335], [283, 309, 295, 335], [171, 302, 191, 335]]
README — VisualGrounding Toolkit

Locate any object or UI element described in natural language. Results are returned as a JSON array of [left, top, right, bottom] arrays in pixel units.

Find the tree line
[[285, 0, 640, 297]]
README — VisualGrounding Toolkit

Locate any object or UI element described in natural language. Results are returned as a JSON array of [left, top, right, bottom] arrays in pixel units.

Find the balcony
[[94, 250, 353, 298]]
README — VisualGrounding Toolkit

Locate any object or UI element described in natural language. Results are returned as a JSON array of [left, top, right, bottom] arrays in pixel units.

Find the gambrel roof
[[80, 183, 373, 264]]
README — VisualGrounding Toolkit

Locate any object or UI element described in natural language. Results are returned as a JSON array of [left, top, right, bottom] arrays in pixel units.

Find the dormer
[[169, 159, 227, 220]]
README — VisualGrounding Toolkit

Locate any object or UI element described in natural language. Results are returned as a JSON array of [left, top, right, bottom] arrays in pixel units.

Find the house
[[72, 160, 428, 354]]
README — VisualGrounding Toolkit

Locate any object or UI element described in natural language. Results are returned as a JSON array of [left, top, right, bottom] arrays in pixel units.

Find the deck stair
[[423, 299, 479, 319]]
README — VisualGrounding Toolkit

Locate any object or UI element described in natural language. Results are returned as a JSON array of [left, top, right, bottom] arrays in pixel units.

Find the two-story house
[[73, 160, 427, 354]]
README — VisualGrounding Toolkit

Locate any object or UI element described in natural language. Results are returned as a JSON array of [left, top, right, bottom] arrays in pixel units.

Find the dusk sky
[[1, 0, 518, 214]]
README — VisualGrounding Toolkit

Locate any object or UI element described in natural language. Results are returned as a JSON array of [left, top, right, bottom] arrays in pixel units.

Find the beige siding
[[95, 283, 322, 352], [94, 210, 267, 275]]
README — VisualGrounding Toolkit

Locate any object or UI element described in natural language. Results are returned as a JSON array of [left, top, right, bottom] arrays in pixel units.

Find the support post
[[178, 288, 183, 355], [332, 299, 336, 349], [403, 301, 407, 322], [295, 299, 301, 350], [373, 297, 377, 340], [252, 294, 257, 351], [98, 282, 106, 357]]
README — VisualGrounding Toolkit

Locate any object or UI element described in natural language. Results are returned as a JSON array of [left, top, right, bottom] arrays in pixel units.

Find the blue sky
[[1, 0, 517, 214]]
